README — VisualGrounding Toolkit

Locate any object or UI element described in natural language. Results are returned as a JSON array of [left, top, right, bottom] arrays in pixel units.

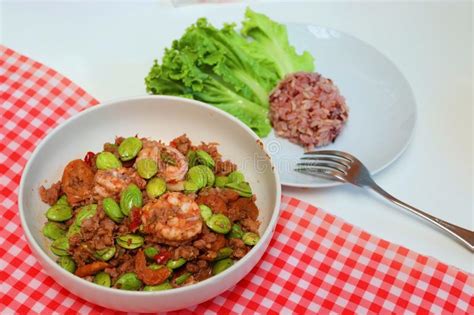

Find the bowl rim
[[18, 94, 281, 297]]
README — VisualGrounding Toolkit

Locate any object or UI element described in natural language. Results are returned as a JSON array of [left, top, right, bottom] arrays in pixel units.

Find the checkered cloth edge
[[1, 45, 473, 314]]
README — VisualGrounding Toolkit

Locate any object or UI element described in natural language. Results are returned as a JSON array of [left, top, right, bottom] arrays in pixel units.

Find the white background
[[1, 0, 472, 272]]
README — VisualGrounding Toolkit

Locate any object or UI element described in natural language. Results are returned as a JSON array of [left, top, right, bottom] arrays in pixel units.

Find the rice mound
[[269, 72, 349, 150]]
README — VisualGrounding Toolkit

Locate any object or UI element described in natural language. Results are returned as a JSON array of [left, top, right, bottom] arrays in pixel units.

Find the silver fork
[[295, 150, 474, 251]]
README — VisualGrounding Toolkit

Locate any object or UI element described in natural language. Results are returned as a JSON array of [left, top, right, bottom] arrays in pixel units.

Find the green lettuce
[[146, 43, 272, 136], [241, 8, 315, 77], [175, 19, 279, 107], [145, 8, 315, 137]]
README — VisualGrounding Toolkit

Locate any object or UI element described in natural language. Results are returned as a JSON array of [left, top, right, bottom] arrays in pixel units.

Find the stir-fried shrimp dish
[[39, 135, 261, 291]]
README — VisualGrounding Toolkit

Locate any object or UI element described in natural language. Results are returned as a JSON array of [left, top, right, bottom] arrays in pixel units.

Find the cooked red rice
[[269, 72, 349, 150]]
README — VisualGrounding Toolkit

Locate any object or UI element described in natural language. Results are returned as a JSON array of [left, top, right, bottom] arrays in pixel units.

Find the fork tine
[[296, 162, 347, 174], [295, 167, 345, 181], [304, 150, 354, 162], [299, 156, 350, 168]]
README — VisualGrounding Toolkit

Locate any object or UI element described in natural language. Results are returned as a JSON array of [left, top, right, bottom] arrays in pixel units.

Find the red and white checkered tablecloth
[[1, 45, 473, 314]]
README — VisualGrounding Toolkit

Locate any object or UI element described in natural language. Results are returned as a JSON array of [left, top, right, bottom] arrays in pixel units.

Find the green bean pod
[[94, 246, 116, 261], [66, 204, 97, 238], [212, 258, 234, 275], [215, 247, 233, 261], [103, 197, 124, 223], [115, 272, 142, 290], [55, 195, 69, 206], [143, 281, 173, 291], [186, 166, 207, 189], [166, 258, 186, 270], [206, 214, 232, 234], [94, 271, 111, 287], [58, 256, 76, 273], [50, 236, 69, 256], [116, 234, 144, 249], [183, 181, 199, 194], [96, 152, 122, 170], [120, 184, 143, 216], [66, 224, 80, 239], [174, 272, 191, 285], [136, 158, 158, 179], [225, 181, 252, 197], [195, 150, 215, 169], [42, 222, 66, 240], [118, 137, 143, 161], [214, 176, 228, 188], [146, 178, 167, 198], [144, 247, 159, 259], [201, 166, 215, 187], [75, 204, 98, 223], [45, 204, 73, 222], [227, 171, 245, 184], [199, 204, 213, 222], [242, 232, 260, 246], [228, 223, 244, 239], [186, 151, 198, 168]]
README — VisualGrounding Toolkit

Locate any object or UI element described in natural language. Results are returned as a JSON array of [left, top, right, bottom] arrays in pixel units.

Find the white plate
[[265, 24, 416, 187]]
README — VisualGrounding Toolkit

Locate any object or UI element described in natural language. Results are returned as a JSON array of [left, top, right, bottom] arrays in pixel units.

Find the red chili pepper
[[129, 208, 142, 231], [84, 151, 95, 167], [154, 251, 171, 264]]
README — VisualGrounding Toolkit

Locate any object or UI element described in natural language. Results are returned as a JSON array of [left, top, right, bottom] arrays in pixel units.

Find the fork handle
[[368, 183, 474, 251]]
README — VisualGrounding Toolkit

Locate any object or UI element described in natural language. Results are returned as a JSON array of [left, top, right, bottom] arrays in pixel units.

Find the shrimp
[[136, 139, 188, 183], [141, 192, 202, 244], [93, 167, 146, 198], [61, 159, 95, 205], [135, 250, 171, 285], [158, 145, 188, 182], [75, 261, 109, 277]]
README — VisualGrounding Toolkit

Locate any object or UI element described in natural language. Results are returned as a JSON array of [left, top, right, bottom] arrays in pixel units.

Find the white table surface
[[2, 1, 472, 272]]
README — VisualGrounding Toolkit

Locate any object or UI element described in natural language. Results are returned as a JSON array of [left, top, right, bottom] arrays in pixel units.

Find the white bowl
[[19, 96, 281, 312]]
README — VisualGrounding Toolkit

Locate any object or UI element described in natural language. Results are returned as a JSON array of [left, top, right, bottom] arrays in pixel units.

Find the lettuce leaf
[[241, 8, 315, 77], [145, 9, 315, 137], [146, 44, 272, 136], [176, 19, 279, 107]]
